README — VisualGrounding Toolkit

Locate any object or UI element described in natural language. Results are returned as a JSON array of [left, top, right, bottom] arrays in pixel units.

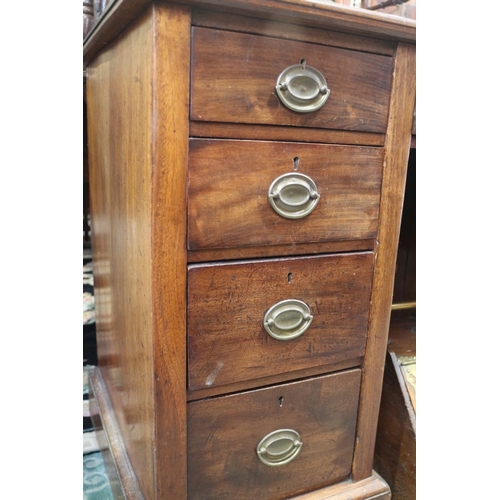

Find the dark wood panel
[[393, 147, 416, 306], [351, 42, 416, 481], [191, 8, 396, 55], [189, 122, 385, 147], [374, 314, 416, 500], [188, 253, 373, 390], [188, 140, 384, 250], [187, 370, 361, 500], [191, 28, 393, 133]]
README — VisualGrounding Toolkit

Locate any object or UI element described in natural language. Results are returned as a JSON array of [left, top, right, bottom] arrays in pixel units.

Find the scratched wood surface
[[188, 253, 373, 390], [188, 140, 384, 250], [187, 370, 361, 500], [191, 27, 393, 133]]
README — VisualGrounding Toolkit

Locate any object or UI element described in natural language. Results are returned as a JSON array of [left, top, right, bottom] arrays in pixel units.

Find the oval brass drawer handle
[[264, 299, 313, 340], [268, 172, 320, 219], [276, 63, 330, 113], [257, 429, 303, 467]]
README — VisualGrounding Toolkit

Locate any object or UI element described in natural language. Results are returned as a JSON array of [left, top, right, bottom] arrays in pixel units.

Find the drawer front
[[187, 369, 361, 500], [188, 140, 383, 250], [191, 27, 393, 133], [188, 253, 373, 391]]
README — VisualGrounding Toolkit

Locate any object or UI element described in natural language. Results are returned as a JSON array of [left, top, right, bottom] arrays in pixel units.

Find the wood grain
[[191, 28, 393, 133], [187, 370, 361, 500], [89, 367, 144, 500], [188, 253, 373, 390], [351, 42, 416, 481], [374, 318, 416, 500], [291, 472, 390, 500], [188, 140, 384, 250], [150, 3, 191, 499], [84, 0, 416, 66], [189, 122, 385, 147], [392, 148, 415, 306], [191, 8, 396, 56], [187, 357, 362, 401], [187, 239, 376, 263], [87, 9, 155, 498]]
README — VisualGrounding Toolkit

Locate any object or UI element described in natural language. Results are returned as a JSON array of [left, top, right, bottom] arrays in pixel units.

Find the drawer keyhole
[[279, 396, 284, 407]]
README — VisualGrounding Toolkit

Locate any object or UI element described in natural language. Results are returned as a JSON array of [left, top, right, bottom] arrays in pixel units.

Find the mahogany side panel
[[190, 28, 394, 133], [151, 3, 191, 499], [352, 42, 416, 481], [187, 370, 361, 500], [87, 8, 156, 499], [187, 253, 374, 390], [188, 140, 384, 250]]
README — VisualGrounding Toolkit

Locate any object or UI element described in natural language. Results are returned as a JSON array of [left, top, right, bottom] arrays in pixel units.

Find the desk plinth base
[[89, 367, 390, 500]]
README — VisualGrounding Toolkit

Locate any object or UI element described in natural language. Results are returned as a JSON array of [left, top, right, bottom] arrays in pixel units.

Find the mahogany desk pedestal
[[84, 1, 416, 498]]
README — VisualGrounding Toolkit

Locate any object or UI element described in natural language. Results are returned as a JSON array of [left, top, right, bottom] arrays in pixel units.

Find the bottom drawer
[[187, 369, 361, 500]]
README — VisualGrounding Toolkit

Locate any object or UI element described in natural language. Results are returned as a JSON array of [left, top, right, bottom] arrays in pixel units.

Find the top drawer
[[190, 27, 394, 133]]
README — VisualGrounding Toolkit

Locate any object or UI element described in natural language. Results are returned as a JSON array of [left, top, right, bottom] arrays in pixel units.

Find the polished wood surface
[[292, 472, 390, 500], [87, 4, 192, 498], [151, 4, 191, 498], [192, 8, 396, 56], [188, 253, 373, 390], [89, 367, 143, 500], [188, 140, 384, 250], [86, 1, 416, 498], [352, 42, 416, 481], [187, 370, 361, 500], [84, 0, 416, 65], [187, 239, 376, 263], [87, 9, 156, 498], [191, 28, 393, 133], [189, 122, 385, 147], [187, 357, 362, 401]]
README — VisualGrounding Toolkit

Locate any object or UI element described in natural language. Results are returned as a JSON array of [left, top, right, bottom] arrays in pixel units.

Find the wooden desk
[[85, 2, 416, 498]]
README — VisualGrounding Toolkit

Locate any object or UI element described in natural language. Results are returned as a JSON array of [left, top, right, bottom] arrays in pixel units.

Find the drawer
[[188, 253, 373, 391], [188, 140, 383, 250], [191, 27, 393, 133], [187, 369, 361, 500]]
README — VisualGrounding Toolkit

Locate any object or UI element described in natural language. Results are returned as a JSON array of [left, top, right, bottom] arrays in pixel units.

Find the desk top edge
[[83, 0, 416, 65]]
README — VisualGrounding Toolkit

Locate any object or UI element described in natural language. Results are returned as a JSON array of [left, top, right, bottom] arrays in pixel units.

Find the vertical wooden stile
[[352, 42, 416, 481], [151, 3, 191, 499]]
